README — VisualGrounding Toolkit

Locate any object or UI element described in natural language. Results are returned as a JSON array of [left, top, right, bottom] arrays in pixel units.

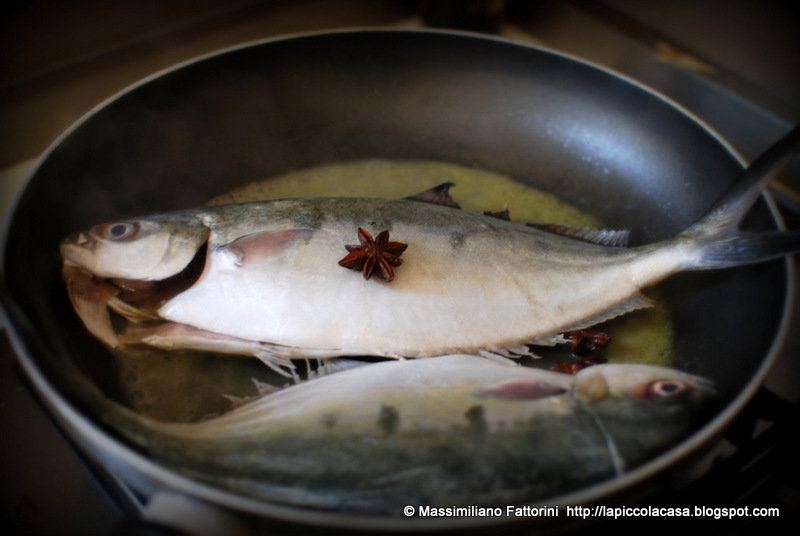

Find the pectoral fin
[[216, 229, 314, 267]]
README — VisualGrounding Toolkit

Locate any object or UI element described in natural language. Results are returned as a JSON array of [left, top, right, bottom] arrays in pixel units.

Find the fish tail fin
[[691, 230, 800, 269], [681, 125, 800, 269]]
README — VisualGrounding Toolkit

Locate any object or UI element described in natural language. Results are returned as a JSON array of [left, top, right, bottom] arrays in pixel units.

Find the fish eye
[[645, 379, 690, 400], [95, 222, 140, 241]]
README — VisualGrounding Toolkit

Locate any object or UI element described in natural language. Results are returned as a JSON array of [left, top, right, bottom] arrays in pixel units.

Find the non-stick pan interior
[[0, 29, 789, 523]]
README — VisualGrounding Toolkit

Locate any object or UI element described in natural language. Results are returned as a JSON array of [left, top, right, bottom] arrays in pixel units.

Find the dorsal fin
[[483, 204, 511, 221], [527, 223, 630, 248], [405, 182, 461, 209], [405, 184, 629, 248]]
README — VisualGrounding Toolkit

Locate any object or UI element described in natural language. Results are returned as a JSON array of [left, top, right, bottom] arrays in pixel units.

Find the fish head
[[60, 213, 210, 347], [574, 364, 720, 469], [60, 213, 209, 281]]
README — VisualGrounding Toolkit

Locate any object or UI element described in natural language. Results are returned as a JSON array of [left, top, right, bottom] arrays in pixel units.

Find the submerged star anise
[[338, 228, 408, 282], [563, 329, 611, 356]]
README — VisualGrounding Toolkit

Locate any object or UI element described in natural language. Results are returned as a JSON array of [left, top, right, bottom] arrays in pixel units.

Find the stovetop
[[2, 1, 799, 534]]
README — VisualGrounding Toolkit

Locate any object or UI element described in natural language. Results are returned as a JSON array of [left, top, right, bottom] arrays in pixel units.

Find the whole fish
[[60, 128, 800, 372], [94, 355, 718, 514]]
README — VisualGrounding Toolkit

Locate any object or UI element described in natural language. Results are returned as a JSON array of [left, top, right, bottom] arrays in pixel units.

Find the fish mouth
[[61, 231, 96, 249], [59, 233, 97, 262], [63, 241, 209, 347]]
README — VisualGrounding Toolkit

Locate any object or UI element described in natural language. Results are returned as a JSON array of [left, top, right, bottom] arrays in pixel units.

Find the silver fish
[[60, 127, 800, 372], [95, 355, 718, 514]]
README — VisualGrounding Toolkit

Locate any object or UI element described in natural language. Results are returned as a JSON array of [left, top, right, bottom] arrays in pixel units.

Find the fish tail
[[691, 231, 800, 269], [682, 125, 800, 269]]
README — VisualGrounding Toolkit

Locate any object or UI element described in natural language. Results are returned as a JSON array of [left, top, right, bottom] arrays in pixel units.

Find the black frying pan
[[0, 30, 792, 531]]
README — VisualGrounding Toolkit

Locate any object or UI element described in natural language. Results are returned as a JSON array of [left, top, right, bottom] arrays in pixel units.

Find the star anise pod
[[562, 329, 611, 356], [338, 228, 408, 282]]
